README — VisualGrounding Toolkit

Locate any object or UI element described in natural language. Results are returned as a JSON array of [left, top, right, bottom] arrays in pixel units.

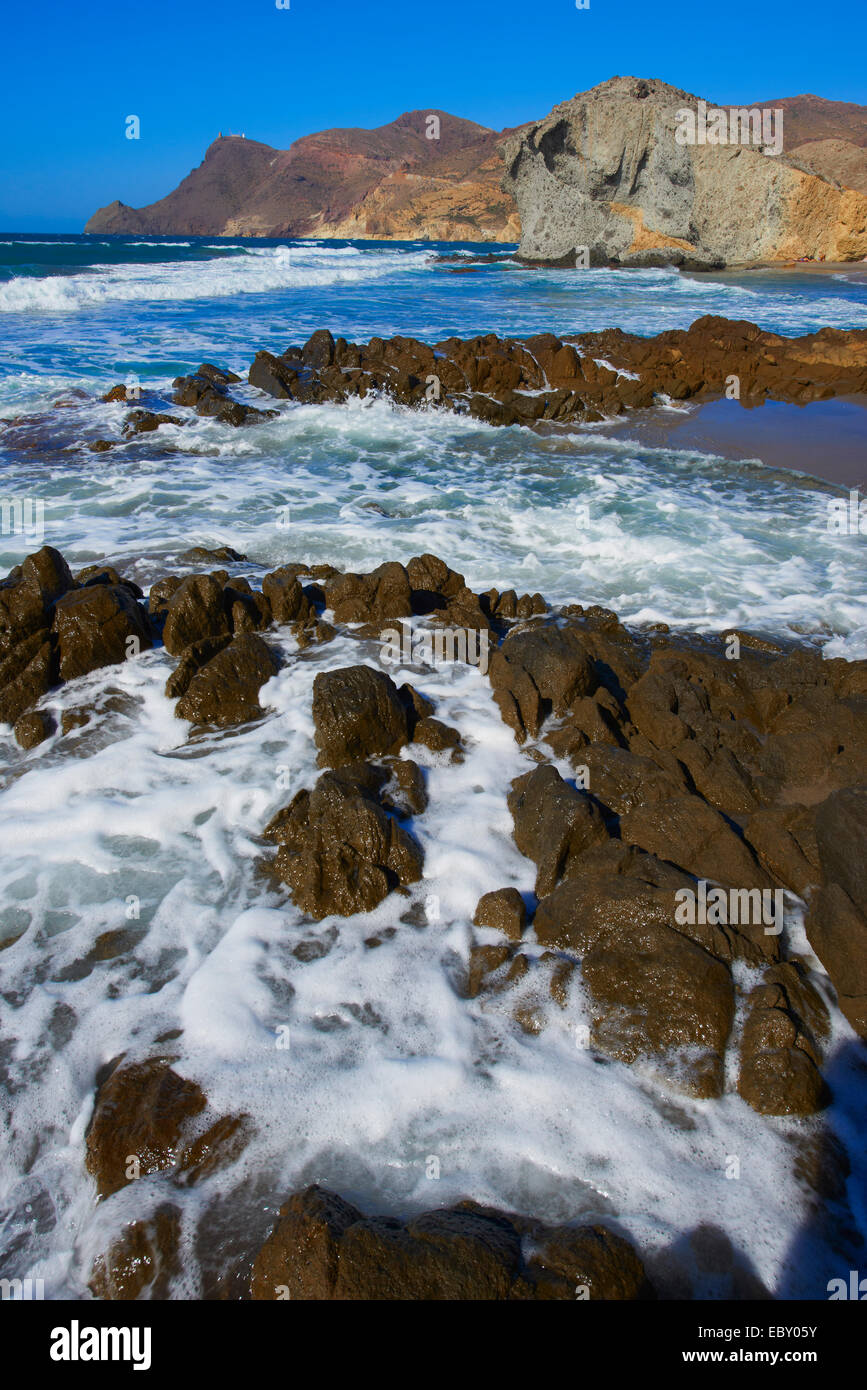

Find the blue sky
[[2, 0, 865, 229]]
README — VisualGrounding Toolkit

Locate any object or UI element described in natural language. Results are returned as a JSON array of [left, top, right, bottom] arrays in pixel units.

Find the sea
[[0, 233, 865, 1299]]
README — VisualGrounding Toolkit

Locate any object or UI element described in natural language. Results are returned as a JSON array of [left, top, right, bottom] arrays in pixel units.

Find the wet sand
[[605, 396, 867, 487]]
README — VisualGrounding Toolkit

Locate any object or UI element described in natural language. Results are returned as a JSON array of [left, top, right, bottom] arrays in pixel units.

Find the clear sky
[[2, 0, 865, 230]]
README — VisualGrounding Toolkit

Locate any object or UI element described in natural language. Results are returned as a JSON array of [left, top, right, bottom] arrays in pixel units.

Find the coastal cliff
[[503, 77, 867, 266], [85, 111, 523, 242]]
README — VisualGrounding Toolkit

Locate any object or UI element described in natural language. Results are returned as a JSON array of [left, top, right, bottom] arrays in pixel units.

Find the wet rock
[[164, 634, 234, 700], [381, 757, 428, 816], [76, 565, 145, 600], [250, 1185, 651, 1300], [85, 1058, 249, 1199], [489, 624, 597, 740], [473, 888, 527, 940], [737, 961, 829, 1115], [180, 545, 247, 565], [146, 574, 183, 625], [161, 574, 232, 656], [513, 1224, 653, 1300], [312, 665, 410, 769], [535, 873, 735, 1096], [325, 562, 413, 624], [508, 765, 608, 896], [806, 882, 867, 1038], [89, 1206, 181, 1300], [580, 744, 687, 815], [412, 715, 462, 755], [13, 709, 56, 749], [0, 628, 57, 725], [744, 805, 820, 896], [406, 553, 467, 613], [619, 793, 773, 894], [264, 762, 423, 919], [0, 547, 73, 656], [814, 786, 867, 917], [466, 943, 514, 997], [52, 584, 153, 681], [175, 633, 280, 727], [262, 568, 314, 625], [122, 409, 184, 436]]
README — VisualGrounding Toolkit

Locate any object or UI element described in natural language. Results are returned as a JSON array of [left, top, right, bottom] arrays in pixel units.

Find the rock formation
[[503, 76, 867, 265], [85, 111, 523, 242]]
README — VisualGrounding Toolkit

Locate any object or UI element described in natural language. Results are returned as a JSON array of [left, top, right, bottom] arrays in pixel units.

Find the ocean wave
[[0, 244, 435, 313]]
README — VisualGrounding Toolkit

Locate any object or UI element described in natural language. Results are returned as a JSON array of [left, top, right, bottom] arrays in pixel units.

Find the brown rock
[[619, 793, 772, 893], [52, 584, 152, 681], [161, 574, 231, 655], [0, 629, 57, 725], [412, 716, 462, 754], [265, 763, 423, 919], [262, 568, 314, 625], [312, 665, 410, 768], [473, 888, 527, 940], [326, 561, 412, 624], [534, 873, 735, 1096], [514, 1224, 653, 1300], [250, 1185, 651, 1301], [507, 765, 608, 896], [175, 633, 280, 726], [13, 709, 56, 748], [489, 624, 597, 741], [89, 1207, 181, 1300], [805, 882, 867, 1038], [85, 1058, 249, 1199]]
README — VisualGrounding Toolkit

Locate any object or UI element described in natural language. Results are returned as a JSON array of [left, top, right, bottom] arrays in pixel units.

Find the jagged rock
[[250, 1184, 652, 1300], [0, 546, 74, 656], [180, 545, 246, 565], [52, 584, 153, 681], [806, 882, 867, 1039], [489, 625, 598, 741], [89, 1207, 181, 1300], [508, 765, 608, 896], [411, 716, 462, 755], [76, 565, 144, 599], [737, 961, 829, 1115], [534, 872, 735, 1097], [503, 76, 867, 266], [619, 793, 773, 895], [466, 943, 514, 997], [13, 709, 56, 748], [814, 787, 867, 916], [175, 633, 280, 726], [381, 757, 428, 816], [473, 888, 527, 940], [325, 562, 413, 624], [122, 409, 184, 436], [0, 629, 57, 725], [312, 665, 410, 768], [161, 574, 232, 655], [744, 805, 821, 895], [264, 762, 423, 919], [262, 568, 314, 625], [84, 1058, 249, 1199]]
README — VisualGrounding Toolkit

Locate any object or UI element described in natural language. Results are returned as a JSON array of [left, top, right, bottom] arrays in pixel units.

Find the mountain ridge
[[85, 88, 867, 247]]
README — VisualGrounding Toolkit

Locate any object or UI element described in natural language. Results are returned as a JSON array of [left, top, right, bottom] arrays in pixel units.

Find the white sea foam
[[0, 630, 861, 1298], [0, 244, 435, 313]]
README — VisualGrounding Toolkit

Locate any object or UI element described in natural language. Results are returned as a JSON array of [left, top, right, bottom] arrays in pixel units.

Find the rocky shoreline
[[2, 539, 865, 1298]]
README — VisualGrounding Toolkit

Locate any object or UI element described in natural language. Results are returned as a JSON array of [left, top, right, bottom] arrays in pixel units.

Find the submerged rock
[[85, 1058, 249, 1200], [249, 1184, 652, 1300]]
